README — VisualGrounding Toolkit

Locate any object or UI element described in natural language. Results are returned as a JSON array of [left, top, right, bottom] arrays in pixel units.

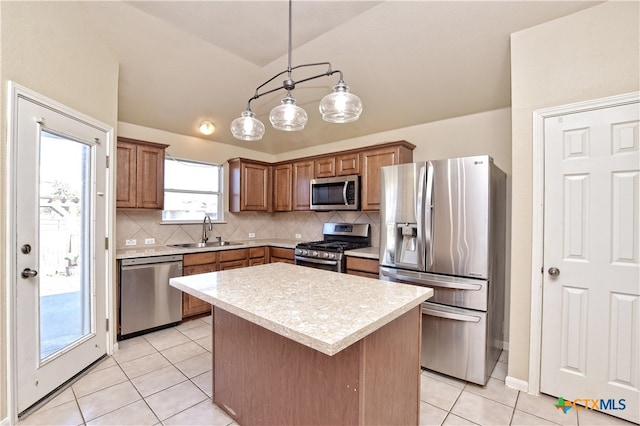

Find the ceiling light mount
[[230, 0, 362, 141], [199, 120, 216, 135]]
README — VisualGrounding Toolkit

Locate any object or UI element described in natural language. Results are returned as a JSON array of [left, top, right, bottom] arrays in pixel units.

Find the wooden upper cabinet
[[360, 141, 415, 211], [228, 141, 414, 213], [314, 157, 336, 178], [273, 163, 292, 212], [116, 137, 168, 209], [292, 160, 314, 211], [228, 158, 272, 212], [336, 153, 360, 176]]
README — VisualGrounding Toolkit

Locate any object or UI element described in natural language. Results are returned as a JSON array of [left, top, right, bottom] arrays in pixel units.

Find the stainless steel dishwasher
[[119, 255, 183, 339]]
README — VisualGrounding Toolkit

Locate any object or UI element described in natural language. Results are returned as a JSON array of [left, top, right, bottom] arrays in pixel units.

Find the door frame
[[5, 82, 115, 424], [528, 91, 640, 395]]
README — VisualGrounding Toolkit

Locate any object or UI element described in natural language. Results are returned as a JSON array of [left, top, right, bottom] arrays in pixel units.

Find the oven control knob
[[301, 249, 308, 255], [322, 252, 329, 258], [328, 253, 335, 259], [312, 251, 318, 257]]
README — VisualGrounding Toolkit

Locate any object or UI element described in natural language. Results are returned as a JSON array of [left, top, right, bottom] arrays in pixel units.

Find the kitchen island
[[170, 262, 432, 425]]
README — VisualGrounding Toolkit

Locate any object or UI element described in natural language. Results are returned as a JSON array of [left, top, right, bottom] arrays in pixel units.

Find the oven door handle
[[295, 256, 339, 266], [422, 307, 481, 323]]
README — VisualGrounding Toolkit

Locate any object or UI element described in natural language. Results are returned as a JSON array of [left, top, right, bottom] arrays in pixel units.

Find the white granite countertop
[[170, 262, 431, 356], [116, 239, 380, 260], [345, 246, 379, 260], [115, 239, 299, 259]]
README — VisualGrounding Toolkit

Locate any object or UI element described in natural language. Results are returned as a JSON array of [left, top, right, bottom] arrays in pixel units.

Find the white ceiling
[[81, 1, 600, 154]]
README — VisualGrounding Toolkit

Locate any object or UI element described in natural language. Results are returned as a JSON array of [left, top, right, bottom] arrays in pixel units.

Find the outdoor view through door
[[39, 131, 92, 360]]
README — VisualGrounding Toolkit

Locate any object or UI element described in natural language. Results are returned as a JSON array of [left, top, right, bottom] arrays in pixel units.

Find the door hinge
[[106, 156, 109, 168], [106, 319, 109, 331], [105, 238, 109, 250]]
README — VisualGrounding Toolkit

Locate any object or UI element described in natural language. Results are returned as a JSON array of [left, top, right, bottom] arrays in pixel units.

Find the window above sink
[[162, 157, 224, 224]]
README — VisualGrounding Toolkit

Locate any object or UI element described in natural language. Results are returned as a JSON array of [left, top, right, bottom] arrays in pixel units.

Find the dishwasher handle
[[121, 260, 183, 272], [121, 254, 183, 267]]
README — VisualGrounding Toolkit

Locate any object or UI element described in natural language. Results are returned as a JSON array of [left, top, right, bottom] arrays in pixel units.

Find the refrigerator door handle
[[417, 165, 426, 270], [425, 162, 435, 269], [380, 269, 482, 291], [422, 306, 481, 323]]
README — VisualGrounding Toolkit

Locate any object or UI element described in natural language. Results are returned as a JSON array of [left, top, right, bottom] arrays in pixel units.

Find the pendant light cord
[[287, 0, 293, 74]]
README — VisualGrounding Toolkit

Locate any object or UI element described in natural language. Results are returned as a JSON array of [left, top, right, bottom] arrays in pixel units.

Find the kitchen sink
[[169, 241, 243, 248]]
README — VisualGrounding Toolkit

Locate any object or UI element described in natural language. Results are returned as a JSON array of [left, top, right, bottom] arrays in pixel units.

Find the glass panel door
[[14, 88, 108, 415]]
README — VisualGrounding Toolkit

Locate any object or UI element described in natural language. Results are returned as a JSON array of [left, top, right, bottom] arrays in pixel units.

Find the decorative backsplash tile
[[115, 210, 380, 249]]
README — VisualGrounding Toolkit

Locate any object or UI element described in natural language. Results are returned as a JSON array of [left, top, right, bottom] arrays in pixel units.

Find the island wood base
[[212, 305, 422, 425]]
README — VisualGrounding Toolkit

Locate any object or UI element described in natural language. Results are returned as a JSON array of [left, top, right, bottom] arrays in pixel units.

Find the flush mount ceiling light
[[230, 0, 362, 141], [199, 120, 216, 135]]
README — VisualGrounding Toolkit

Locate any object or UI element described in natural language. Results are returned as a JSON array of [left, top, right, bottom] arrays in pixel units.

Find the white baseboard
[[505, 375, 528, 392]]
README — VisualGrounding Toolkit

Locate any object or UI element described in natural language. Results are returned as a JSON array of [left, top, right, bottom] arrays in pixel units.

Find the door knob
[[548, 267, 560, 277], [21, 268, 38, 279]]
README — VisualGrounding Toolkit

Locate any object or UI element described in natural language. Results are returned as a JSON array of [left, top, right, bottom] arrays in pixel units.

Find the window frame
[[161, 157, 225, 224]]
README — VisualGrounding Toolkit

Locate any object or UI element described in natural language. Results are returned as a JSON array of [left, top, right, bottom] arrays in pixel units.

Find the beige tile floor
[[18, 315, 633, 426]]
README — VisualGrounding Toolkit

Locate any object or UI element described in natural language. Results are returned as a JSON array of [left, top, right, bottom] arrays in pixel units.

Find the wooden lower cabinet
[[181, 246, 283, 318], [219, 248, 249, 270], [212, 305, 421, 425], [182, 252, 218, 318], [219, 259, 249, 270], [270, 247, 295, 264], [346, 256, 380, 279], [249, 247, 267, 266]]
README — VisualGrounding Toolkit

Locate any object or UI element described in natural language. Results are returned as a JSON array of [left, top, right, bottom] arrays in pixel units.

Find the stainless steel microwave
[[309, 175, 360, 211]]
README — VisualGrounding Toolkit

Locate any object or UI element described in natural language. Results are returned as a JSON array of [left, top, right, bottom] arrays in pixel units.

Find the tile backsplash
[[115, 210, 381, 249]]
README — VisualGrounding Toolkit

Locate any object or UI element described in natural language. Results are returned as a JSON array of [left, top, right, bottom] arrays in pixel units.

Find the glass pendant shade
[[230, 110, 265, 141], [269, 95, 308, 131], [319, 82, 363, 123]]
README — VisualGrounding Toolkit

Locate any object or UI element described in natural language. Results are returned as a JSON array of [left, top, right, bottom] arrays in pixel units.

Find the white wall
[[0, 2, 119, 421], [276, 108, 512, 173], [508, 1, 639, 383]]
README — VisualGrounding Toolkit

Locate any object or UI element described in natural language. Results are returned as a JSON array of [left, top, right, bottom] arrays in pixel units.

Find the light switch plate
[[295, 233, 302, 239], [248, 233, 256, 239], [125, 239, 136, 246], [145, 238, 155, 245]]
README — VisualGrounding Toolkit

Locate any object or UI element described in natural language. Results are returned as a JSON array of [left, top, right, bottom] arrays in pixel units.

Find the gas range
[[294, 223, 371, 273]]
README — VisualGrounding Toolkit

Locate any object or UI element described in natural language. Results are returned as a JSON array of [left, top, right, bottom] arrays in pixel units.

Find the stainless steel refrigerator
[[379, 155, 506, 385]]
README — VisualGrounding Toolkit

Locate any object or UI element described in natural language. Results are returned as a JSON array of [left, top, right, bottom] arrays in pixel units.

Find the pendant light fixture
[[230, 0, 362, 141]]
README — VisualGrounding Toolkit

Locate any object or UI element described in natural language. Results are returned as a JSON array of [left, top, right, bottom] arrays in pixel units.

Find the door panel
[[540, 101, 639, 423], [431, 156, 490, 278], [14, 93, 109, 414]]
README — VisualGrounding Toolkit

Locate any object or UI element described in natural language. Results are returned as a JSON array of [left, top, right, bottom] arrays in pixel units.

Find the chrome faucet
[[201, 215, 212, 243]]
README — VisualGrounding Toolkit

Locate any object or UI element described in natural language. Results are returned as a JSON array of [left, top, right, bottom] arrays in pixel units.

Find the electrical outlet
[[125, 239, 137, 246], [145, 238, 155, 245], [295, 233, 302, 239], [248, 233, 256, 239]]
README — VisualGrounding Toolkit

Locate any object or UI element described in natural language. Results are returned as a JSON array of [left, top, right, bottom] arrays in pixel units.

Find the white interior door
[[540, 101, 639, 423], [13, 91, 109, 414]]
